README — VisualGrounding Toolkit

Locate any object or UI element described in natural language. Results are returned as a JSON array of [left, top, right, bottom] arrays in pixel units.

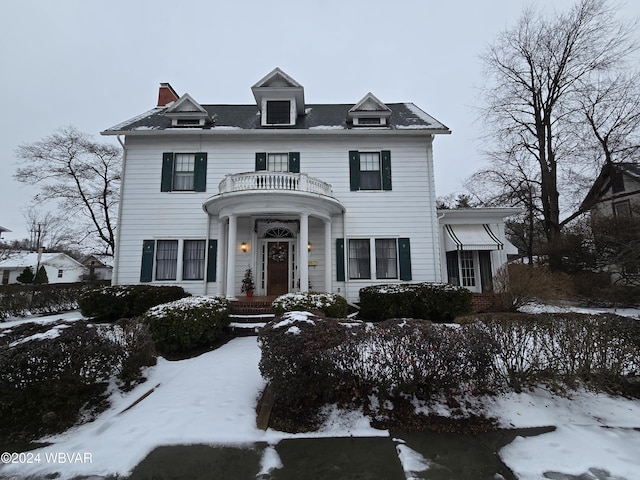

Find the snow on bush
[[358, 282, 472, 322], [142, 296, 231, 355], [271, 292, 349, 318]]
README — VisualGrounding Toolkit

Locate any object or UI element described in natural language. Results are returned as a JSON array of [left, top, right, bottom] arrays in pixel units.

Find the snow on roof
[[0, 251, 82, 269]]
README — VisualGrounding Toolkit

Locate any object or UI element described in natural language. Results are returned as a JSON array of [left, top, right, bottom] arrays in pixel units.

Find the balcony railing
[[218, 172, 333, 197]]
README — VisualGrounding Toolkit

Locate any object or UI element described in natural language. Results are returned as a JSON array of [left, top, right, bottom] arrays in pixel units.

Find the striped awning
[[444, 224, 503, 251]]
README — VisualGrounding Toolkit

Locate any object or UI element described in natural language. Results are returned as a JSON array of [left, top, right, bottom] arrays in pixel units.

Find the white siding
[[114, 133, 441, 301]]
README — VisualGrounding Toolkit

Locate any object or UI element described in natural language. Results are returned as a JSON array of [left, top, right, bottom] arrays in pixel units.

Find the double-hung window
[[268, 153, 289, 172], [375, 239, 398, 279], [156, 240, 178, 280], [255, 152, 300, 173], [183, 240, 206, 280], [173, 154, 195, 191], [161, 152, 207, 192], [349, 239, 371, 279], [349, 150, 392, 191]]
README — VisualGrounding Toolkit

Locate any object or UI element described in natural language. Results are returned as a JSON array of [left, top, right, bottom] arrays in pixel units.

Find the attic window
[[175, 118, 202, 127], [266, 100, 291, 125], [355, 117, 382, 126]]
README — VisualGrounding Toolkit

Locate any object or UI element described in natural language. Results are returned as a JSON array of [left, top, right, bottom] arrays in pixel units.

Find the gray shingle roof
[[102, 103, 450, 135]]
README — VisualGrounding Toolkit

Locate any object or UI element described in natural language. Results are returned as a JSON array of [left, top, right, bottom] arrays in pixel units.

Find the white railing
[[218, 172, 333, 196]]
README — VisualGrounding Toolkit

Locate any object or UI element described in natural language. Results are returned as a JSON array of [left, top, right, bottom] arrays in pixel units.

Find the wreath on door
[[269, 244, 287, 262]]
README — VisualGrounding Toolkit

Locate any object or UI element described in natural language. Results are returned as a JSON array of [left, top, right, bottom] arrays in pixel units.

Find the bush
[[258, 313, 495, 431], [494, 263, 574, 311], [0, 319, 156, 441], [358, 283, 472, 322], [1, 283, 96, 319], [476, 312, 640, 394], [272, 292, 349, 318], [78, 284, 190, 322], [142, 296, 231, 356]]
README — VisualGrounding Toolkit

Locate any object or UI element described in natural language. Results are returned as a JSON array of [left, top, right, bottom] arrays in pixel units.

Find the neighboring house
[[0, 252, 87, 285], [581, 162, 640, 219], [81, 254, 114, 282], [438, 208, 520, 293], [102, 68, 516, 302], [581, 162, 640, 284], [0, 226, 10, 239]]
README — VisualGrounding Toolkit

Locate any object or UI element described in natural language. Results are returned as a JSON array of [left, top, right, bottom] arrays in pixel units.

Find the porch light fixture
[[307, 242, 312, 252], [240, 242, 248, 253]]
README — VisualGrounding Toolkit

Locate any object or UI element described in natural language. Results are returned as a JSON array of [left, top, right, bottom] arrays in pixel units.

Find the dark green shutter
[[398, 238, 412, 281], [289, 152, 300, 173], [255, 152, 267, 171], [140, 240, 155, 282], [381, 150, 392, 191], [194, 152, 207, 192], [161, 153, 174, 192], [336, 238, 345, 281], [349, 151, 360, 191], [206, 239, 217, 282]]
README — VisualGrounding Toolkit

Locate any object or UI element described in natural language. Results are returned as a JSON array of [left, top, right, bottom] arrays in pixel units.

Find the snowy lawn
[[1, 308, 639, 479]]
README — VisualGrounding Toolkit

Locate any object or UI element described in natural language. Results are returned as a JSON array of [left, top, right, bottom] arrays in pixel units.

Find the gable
[[165, 93, 211, 127], [348, 92, 392, 127]]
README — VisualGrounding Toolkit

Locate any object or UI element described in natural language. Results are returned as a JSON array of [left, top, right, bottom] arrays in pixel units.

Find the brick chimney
[[157, 82, 179, 107]]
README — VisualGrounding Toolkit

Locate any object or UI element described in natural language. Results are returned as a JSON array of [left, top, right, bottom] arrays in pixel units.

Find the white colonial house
[[102, 68, 517, 302]]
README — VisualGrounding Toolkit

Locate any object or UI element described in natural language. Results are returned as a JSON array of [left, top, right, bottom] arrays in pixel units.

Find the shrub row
[[259, 313, 495, 429], [271, 292, 349, 318], [358, 283, 473, 322], [259, 311, 640, 428], [78, 284, 190, 322], [142, 296, 231, 356], [474, 312, 640, 393], [0, 319, 156, 442], [0, 283, 101, 320]]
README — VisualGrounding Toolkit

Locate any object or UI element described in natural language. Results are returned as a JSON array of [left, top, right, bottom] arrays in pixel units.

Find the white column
[[324, 219, 332, 293], [216, 218, 226, 297], [299, 213, 309, 293], [225, 214, 237, 299]]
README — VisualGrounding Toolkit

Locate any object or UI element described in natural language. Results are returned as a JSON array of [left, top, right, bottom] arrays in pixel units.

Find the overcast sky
[[2, 0, 639, 243]]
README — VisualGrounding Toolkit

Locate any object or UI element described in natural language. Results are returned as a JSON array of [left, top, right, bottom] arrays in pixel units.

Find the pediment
[[349, 92, 392, 114], [252, 67, 302, 89], [165, 93, 208, 116]]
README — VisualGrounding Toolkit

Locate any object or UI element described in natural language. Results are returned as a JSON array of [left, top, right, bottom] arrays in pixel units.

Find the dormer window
[[252, 68, 305, 128], [164, 93, 211, 128], [266, 100, 292, 125], [348, 92, 392, 128]]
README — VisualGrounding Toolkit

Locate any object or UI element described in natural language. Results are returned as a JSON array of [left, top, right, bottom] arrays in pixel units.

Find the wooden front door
[[267, 242, 289, 295]]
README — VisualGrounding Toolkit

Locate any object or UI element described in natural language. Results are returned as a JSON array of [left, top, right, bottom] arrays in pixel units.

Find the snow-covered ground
[[1, 309, 639, 479]]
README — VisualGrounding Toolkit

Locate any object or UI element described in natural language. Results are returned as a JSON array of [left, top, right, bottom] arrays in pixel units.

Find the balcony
[[218, 171, 333, 196], [203, 171, 344, 218]]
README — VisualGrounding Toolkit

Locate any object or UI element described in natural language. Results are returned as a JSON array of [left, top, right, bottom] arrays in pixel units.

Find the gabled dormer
[[348, 92, 392, 127], [251, 67, 305, 127], [165, 93, 211, 127]]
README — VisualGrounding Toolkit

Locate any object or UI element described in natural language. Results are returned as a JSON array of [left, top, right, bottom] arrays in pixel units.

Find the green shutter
[[194, 152, 207, 192], [336, 238, 345, 281], [206, 239, 217, 282], [161, 153, 174, 192], [349, 151, 360, 191], [381, 150, 392, 191], [398, 237, 412, 281], [255, 152, 267, 171], [289, 152, 300, 173], [140, 240, 155, 282]]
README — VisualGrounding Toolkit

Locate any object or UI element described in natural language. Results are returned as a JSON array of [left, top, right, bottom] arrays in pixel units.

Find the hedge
[[358, 283, 473, 322], [78, 284, 190, 322], [271, 292, 349, 318], [142, 296, 231, 355]]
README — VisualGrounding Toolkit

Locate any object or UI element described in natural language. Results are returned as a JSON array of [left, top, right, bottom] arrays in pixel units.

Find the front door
[[267, 241, 289, 295]]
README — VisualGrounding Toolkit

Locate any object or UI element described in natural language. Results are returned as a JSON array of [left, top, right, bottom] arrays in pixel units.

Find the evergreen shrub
[[142, 296, 231, 355], [78, 284, 190, 322], [272, 291, 349, 318], [0, 319, 156, 442], [359, 283, 472, 322]]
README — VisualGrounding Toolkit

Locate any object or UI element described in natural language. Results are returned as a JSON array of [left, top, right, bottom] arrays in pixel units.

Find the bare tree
[[479, 0, 638, 270], [14, 127, 121, 256]]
